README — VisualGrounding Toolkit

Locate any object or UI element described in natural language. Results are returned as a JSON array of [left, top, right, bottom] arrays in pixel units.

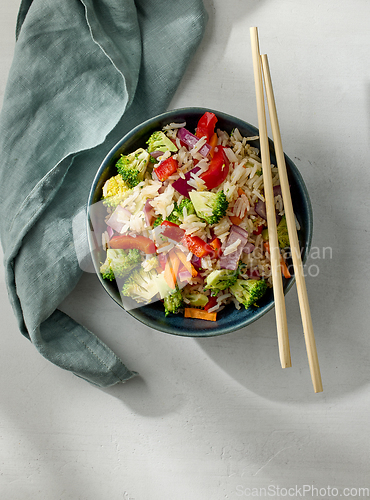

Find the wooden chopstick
[[260, 53, 323, 393], [250, 27, 291, 369]]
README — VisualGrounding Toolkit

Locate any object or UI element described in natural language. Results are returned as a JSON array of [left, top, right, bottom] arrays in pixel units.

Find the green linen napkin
[[0, 0, 208, 386]]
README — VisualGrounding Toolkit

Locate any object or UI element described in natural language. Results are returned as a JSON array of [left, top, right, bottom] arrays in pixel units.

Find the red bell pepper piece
[[154, 156, 179, 182], [253, 224, 264, 235], [209, 237, 222, 259], [109, 234, 156, 254], [200, 146, 229, 190], [204, 296, 217, 311], [160, 220, 185, 242], [182, 234, 213, 259], [157, 253, 167, 270], [196, 112, 218, 142]]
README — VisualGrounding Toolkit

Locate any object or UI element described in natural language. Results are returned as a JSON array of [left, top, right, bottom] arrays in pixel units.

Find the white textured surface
[[1, 1, 370, 499]]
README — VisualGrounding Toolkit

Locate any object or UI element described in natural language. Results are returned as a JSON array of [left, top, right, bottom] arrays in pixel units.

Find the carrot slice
[[168, 250, 180, 280], [174, 248, 198, 277], [184, 308, 217, 321], [280, 255, 292, 279], [164, 258, 176, 289], [229, 215, 244, 225], [229, 188, 249, 225], [264, 242, 291, 279]]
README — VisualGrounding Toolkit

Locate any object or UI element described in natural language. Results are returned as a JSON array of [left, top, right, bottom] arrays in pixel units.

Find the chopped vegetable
[[195, 112, 218, 142], [184, 292, 209, 307], [280, 254, 292, 279], [261, 216, 290, 249], [177, 198, 195, 218], [209, 237, 222, 259], [164, 286, 184, 316], [228, 215, 244, 225], [229, 278, 267, 309], [204, 268, 238, 295], [100, 248, 141, 281], [263, 241, 291, 278], [110, 234, 156, 254], [184, 308, 217, 321], [199, 146, 229, 189], [182, 234, 213, 259], [143, 199, 156, 227], [102, 174, 131, 208], [160, 220, 185, 242], [146, 131, 178, 156], [253, 224, 264, 236], [116, 148, 150, 188], [154, 156, 179, 182], [172, 166, 201, 197], [254, 199, 267, 220], [174, 248, 198, 277], [177, 127, 211, 157], [204, 296, 217, 311], [219, 225, 249, 270], [242, 242, 255, 254], [106, 205, 131, 233], [208, 132, 218, 158], [189, 190, 228, 225], [121, 268, 160, 303], [277, 216, 290, 248]]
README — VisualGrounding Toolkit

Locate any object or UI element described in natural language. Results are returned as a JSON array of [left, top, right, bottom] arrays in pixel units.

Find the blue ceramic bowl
[[87, 107, 313, 337]]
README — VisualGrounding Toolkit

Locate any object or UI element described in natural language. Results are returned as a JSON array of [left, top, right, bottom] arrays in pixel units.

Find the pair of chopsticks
[[250, 27, 323, 393]]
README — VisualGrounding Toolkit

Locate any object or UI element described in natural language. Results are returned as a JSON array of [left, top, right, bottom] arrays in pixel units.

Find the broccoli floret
[[277, 216, 290, 248], [141, 256, 159, 273], [189, 190, 229, 225], [261, 216, 290, 249], [116, 148, 150, 188], [152, 202, 183, 227], [146, 131, 178, 157], [100, 249, 142, 281], [177, 198, 195, 218], [102, 174, 131, 208], [153, 216, 163, 228], [204, 269, 238, 295], [163, 286, 183, 316], [166, 202, 181, 225], [183, 292, 209, 307], [229, 279, 267, 309], [121, 268, 159, 303]]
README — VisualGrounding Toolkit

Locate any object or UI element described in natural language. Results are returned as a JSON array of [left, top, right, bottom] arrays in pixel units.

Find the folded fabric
[[0, 0, 208, 386]]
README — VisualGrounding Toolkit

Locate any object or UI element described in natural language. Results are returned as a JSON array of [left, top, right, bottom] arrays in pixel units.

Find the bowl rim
[[87, 106, 313, 337]]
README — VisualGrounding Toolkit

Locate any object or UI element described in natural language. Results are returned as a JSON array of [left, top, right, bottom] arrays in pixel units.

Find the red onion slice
[[242, 242, 255, 254], [230, 225, 249, 239], [247, 268, 260, 278], [273, 185, 282, 197], [178, 269, 192, 283], [172, 166, 201, 197], [220, 225, 249, 270], [106, 226, 114, 239], [177, 128, 211, 157], [150, 150, 164, 159], [191, 254, 202, 270], [143, 199, 156, 227], [106, 205, 131, 233], [254, 200, 267, 220], [254, 199, 281, 225]]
